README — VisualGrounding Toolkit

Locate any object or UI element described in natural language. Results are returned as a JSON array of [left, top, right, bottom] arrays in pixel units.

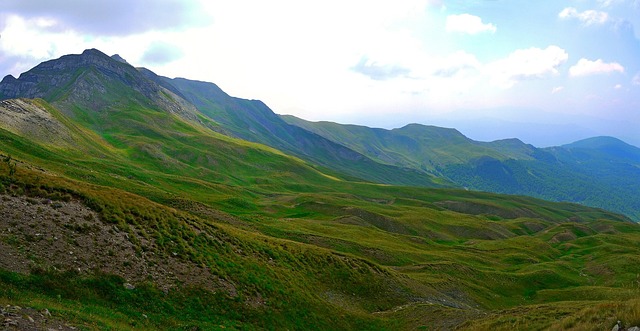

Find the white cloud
[[598, 0, 615, 7], [352, 57, 410, 80], [426, 0, 445, 8], [633, 72, 640, 85], [1, 0, 209, 36], [596, 0, 635, 7], [446, 14, 496, 34], [552, 86, 565, 94], [0, 15, 88, 75], [430, 51, 480, 77], [569, 58, 624, 77], [559, 7, 609, 25], [614, 84, 623, 89], [141, 41, 184, 65], [485, 46, 569, 88]]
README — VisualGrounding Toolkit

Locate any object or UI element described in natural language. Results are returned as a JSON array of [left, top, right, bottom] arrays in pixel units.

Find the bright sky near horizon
[[1, 0, 639, 146]]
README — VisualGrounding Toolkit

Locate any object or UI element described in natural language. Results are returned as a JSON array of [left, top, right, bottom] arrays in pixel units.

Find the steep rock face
[[0, 49, 200, 124], [0, 49, 132, 100]]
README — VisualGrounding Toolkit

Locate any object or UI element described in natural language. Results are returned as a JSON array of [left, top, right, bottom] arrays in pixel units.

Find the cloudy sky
[[1, 0, 639, 146]]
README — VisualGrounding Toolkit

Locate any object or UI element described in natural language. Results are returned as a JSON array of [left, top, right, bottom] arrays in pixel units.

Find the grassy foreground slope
[[0, 163, 412, 330], [0, 97, 639, 330]]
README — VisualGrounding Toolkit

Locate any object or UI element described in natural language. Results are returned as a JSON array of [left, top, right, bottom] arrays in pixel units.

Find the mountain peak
[[0, 48, 131, 101], [393, 123, 466, 141], [0, 74, 16, 85], [492, 137, 525, 144], [111, 54, 129, 64], [82, 48, 107, 56], [0, 49, 201, 125], [564, 136, 630, 149], [563, 136, 640, 162]]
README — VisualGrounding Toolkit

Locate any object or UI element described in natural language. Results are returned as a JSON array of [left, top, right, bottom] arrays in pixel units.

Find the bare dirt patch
[[0, 194, 235, 295]]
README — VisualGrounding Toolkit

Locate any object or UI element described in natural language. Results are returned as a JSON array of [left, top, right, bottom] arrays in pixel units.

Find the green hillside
[[0, 50, 639, 330], [283, 115, 640, 220], [281, 116, 519, 171], [160, 76, 448, 188]]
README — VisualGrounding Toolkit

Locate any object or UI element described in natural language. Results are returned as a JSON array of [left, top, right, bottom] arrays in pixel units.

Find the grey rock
[[111, 54, 129, 64], [613, 320, 623, 331]]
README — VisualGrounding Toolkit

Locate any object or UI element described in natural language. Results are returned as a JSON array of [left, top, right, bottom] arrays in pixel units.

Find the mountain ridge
[[282, 115, 640, 220], [160, 75, 448, 187], [0, 49, 447, 188]]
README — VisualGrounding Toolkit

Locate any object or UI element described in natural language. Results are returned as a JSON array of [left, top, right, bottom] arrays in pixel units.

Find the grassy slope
[[282, 115, 640, 221], [280, 116, 524, 171], [1, 99, 639, 330], [0, 165, 407, 330], [164, 77, 448, 188]]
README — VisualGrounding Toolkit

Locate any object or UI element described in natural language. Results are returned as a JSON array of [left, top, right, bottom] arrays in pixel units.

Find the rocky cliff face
[[0, 49, 201, 124], [0, 49, 124, 100]]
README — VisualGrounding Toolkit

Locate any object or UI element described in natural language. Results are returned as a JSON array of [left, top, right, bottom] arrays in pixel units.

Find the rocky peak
[[0, 75, 16, 85], [0, 49, 202, 126], [111, 54, 129, 64], [0, 48, 135, 101]]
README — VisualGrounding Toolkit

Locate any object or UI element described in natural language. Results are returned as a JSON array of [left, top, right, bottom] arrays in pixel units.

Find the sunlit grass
[[1, 97, 639, 329]]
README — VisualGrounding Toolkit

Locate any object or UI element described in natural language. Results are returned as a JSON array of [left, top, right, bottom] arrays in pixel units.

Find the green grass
[[1, 97, 640, 329]]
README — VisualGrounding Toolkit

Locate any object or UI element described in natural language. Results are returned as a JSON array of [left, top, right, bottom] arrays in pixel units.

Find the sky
[[1, 0, 639, 147]]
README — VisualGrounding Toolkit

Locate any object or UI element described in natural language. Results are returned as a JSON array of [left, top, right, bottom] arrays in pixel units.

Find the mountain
[[157, 77, 448, 187], [1, 50, 640, 330], [282, 116, 542, 170], [561, 136, 640, 162], [0, 49, 200, 125], [0, 49, 446, 188], [283, 116, 640, 220]]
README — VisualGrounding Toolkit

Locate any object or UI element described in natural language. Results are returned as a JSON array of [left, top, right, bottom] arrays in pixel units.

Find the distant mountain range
[[1, 49, 638, 220], [284, 117, 640, 220]]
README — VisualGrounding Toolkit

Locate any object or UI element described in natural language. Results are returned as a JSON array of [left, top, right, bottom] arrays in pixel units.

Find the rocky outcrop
[[0, 49, 119, 100], [0, 49, 201, 125], [612, 320, 640, 331]]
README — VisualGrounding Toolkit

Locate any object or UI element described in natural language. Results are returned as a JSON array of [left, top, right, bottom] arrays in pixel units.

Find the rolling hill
[[0, 49, 639, 330], [283, 116, 640, 220]]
